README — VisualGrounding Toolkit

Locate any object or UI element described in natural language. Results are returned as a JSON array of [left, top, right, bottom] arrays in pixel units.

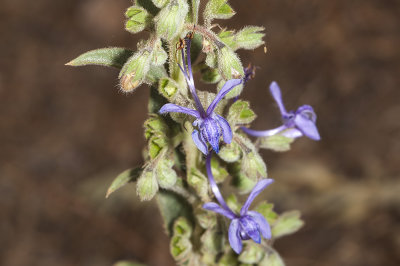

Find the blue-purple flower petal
[[228, 219, 242, 254], [239, 216, 261, 243], [206, 79, 242, 115], [269, 81, 287, 115], [159, 103, 200, 118], [192, 130, 208, 155], [202, 118, 221, 153], [247, 211, 271, 239], [240, 179, 274, 215], [203, 202, 236, 219], [280, 128, 303, 138], [214, 114, 233, 144], [294, 112, 320, 141]]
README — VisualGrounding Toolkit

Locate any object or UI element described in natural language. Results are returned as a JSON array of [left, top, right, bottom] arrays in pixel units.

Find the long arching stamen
[[206, 153, 236, 216]]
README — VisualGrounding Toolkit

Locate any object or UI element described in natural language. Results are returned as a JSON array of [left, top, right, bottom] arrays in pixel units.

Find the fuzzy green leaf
[[228, 100, 256, 126], [235, 26, 265, 50], [272, 211, 304, 239], [219, 141, 241, 163], [259, 249, 285, 266], [255, 201, 278, 224], [157, 190, 193, 236], [204, 0, 235, 22], [259, 135, 294, 152], [218, 29, 236, 48], [66, 48, 134, 68], [106, 168, 142, 198]]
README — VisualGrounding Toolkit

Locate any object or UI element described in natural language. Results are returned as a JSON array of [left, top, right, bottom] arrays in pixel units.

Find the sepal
[[125, 6, 151, 34], [155, 0, 188, 41]]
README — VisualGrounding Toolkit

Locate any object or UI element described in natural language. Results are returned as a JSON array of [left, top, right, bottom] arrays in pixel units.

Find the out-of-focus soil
[[0, 0, 399, 265]]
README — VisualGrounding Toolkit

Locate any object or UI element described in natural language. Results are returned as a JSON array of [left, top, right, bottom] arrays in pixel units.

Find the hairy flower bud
[[137, 168, 159, 201], [155, 0, 188, 41], [125, 6, 150, 34], [119, 51, 151, 92]]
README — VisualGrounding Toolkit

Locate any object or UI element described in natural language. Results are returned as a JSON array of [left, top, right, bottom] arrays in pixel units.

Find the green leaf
[[106, 168, 142, 198], [201, 66, 221, 84], [204, 0, 235, 22], [187, 168, 209, 202], [211, 157, 229, 183], [157, 190, 193, 236], [238, 243, 264, 264], [201, 228, 224, 254], [228, 100, 257, 126], [235, 134, 267, 180], [259, 249, 285, 266], [235, 26, 265, 50], [272, 210, 304, 239], [255, 201, 278, 224], [259, 135, 294, 152], [218, 29, 236, 48], [230, 162, 256, 194], [66, 48, 134, 68]]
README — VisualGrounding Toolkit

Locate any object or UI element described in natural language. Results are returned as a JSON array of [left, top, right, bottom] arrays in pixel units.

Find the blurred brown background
[[1, 0, 399, 265]]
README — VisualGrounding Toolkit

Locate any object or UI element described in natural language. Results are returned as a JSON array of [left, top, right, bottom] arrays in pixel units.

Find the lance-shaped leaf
[[106, 168, 142, 198], [218, 29, 236, 48], [125, 6, 151, 34], [235, 26, 265, 50], [204, 0, 235, 22], [66, 48, 134, 69], [272, 210, 304, 239]]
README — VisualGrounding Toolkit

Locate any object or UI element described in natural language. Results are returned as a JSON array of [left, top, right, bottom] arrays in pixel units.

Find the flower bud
[[124, 6, 150, 34], [188, 168, 209, 202], [218, 142, 241, 163], [152, 39, 168, 66], [151, 0, 169, 8], [119, 51, 151, 92], [155, 0, 188, 41], [227, 100, 256, 126], [217, 47, 244, 80], [158, 77, 179, 100], [238, 243, 264, 264], [136, 168, 159, 201], [156, 158, 177, 189]]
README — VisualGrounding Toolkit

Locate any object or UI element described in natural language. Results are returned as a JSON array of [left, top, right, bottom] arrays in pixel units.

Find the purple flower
[[159, 37, 242, 154], [202, 153, 273, 254], [241, 81, 320, 140]]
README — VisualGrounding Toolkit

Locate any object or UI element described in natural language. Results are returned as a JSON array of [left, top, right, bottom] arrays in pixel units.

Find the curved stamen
[[178, 37, 205, 117], [206, 153, 236, 216]]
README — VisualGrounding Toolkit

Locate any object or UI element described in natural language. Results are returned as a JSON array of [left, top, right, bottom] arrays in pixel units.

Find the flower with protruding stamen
[[241, 81, 320, 140], [203, 178, 274, 254], [159, 37, 242, 154]]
